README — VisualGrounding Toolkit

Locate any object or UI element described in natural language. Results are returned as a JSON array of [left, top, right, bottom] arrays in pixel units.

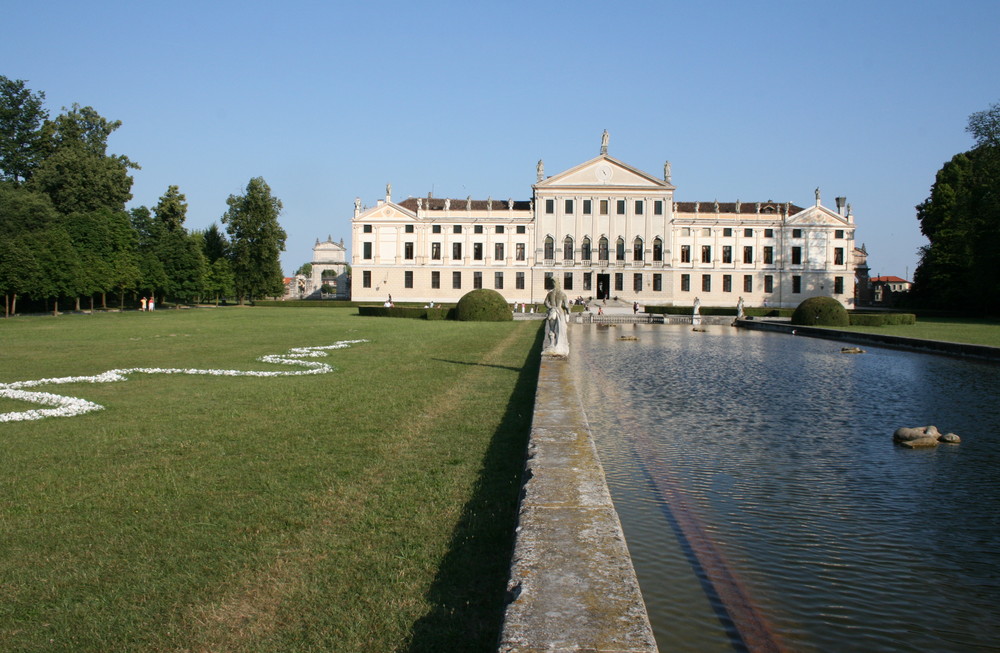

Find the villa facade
[[349, 139, 861, 308]]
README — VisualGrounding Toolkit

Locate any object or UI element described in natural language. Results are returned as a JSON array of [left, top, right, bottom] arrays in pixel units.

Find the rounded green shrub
[[455, 289, 513, 322], [791, 296, 849, 326]]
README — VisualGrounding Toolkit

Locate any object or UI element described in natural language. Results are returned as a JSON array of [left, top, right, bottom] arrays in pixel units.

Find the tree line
[[0, 75, 287, 316], [913, 102, 1000, 314]]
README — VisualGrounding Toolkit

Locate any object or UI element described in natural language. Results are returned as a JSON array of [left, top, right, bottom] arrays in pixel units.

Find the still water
[[572, 324, 1000, 652]]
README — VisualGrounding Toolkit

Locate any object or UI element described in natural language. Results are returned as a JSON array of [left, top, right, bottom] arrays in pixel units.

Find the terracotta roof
[[871, 276, 910, 284]]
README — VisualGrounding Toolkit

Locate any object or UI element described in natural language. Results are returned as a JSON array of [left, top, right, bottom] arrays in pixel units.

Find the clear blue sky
[[5, 0, 998, 280]]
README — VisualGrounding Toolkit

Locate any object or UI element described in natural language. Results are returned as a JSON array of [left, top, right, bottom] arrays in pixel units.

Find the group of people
[[139, 296, 155, 311]]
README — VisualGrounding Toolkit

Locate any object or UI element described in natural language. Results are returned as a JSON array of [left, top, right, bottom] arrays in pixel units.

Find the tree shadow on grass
[[405, 326, 545, 652]]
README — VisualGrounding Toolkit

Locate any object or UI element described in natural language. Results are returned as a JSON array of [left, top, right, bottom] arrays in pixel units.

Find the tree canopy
[[222, 177, 286, 302], [913, 102, 1000, 313]]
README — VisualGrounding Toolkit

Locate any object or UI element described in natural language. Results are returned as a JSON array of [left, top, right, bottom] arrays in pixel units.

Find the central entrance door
[[596, 274, 611, 300]]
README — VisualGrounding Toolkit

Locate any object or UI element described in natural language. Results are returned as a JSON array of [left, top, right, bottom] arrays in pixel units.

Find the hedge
[[848, 313, 917, 326], [357, 306, 456, 320]]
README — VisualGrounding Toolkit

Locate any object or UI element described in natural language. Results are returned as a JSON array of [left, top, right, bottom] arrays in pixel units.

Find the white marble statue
[[543, 279, 570, 357]]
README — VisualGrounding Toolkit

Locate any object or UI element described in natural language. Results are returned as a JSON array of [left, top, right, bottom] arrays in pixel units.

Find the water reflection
[[573, 324, 1000, 652]]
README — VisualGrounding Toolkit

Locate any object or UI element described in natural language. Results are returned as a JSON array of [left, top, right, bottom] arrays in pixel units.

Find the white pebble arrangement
[[0, 340, 368, 423]]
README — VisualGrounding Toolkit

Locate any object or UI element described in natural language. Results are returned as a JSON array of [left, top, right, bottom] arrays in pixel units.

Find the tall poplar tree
[[221, 177, 286, 303]]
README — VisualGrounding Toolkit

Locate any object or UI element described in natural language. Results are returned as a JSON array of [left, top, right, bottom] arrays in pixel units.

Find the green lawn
[[842, 317, 1000, 348], [0, 308, 542, 652]]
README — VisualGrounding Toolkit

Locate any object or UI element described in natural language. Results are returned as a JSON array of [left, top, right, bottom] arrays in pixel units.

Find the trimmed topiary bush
[[455, 289, 513, 322], [791, 296, 849, 327]]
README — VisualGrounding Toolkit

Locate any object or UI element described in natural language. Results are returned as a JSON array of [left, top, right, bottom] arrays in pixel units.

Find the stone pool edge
[[497, 355, 659, 653], [736, 319, 1000, 362]]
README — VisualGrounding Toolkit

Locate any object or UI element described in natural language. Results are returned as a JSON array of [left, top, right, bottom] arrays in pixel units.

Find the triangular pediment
[[535, 155, 674, 191], [355, 201, 417, 222], [786, 204, 851, 226]]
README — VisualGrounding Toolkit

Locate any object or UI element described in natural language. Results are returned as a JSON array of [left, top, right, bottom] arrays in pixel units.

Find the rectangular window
[[764, 228, 774, 238], [473, 271, 482, 289], [404, 270, 413, 288], [473, 243, 483, 260], [654, 200, 663, 215], [453, 225, 462, 234], [763, 246, 773, 264], [452, 242, 462, 260], [363, 242, 372, 259], [702, 228, 711, 237], [431, 271, 440, 289], [722, 246, 732, 264], [702, 245, 712, 263], [791, 246, 802, 265], [614, 272, 623, 291], [744, 228, 753, 237], [743, 246, 753, 264], [583, 272, 592, 291], [835, 229, 844, 239], [363, 224, 372, 233], [702, 274, 711, 292], [583, 199, 592, 214], [792, 275, 801, 293], [565, 199, 574, 214], [495, 272, 504, 290], [362, 270, 371, 288], [474, 225, 483, 234], [516, 243, 525, 261], [834, 247, 844, 265], [432, 224, 442, 234], [723, 274, 732, 292], [634, 273, 643, 292], [600, 200, 609, 215], [681, 273, 690, 292], [834, 276, 844, 294], [405, 224, 414, 233], [495, 242, 504, 261], [544, 272, 554, 290], [545, 199, 554, 214], [453, 271, 462, 289], [564, 272, 573, 291], [792, 228, 802, 238], [431, 242, 441, 260], [744, 275, 753, 293], [617, 200, 626, 215], [681, 245, 691, 263], [516, 271, 525, 290], [723, 228, 733, 237], [404, 242, 414, 259], [517, 225, 526, 234], [496, 225, 505, 234], [681, 227, 691, 237], [653, 273, 662, 291], [764, 275, 773, 293], [635, 200, 644, 214]]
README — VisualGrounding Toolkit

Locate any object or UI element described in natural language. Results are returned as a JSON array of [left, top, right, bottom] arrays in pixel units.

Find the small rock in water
[[938, 433, 961, 444], [841, 347, 866, 354], [899, 437, 940, 449], [618, 335, 639, 341]]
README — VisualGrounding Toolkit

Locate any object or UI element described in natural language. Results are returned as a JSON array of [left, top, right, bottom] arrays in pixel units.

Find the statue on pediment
[[444, 198, 450, 211], [537, 159, 544, 182], [600, 130, 609, 155], [664, 160, 671, 182]]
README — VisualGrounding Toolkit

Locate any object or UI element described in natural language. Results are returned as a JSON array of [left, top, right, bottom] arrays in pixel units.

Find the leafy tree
[[131, 205, 168, 303], [200, 222, 229, 263], [21, 227, 82, 315], [154, 184, 187, 231], [0, 234, 39, 316], [914, 102, 1000, 313], [221, 177, 286, 303], [64, 208, 139, 310], [0, 76, 48, 184], [28, 104, 138, 214], [203, 257, 235, 305], [0, 184, 59, 238], [295, 262, 312, 277], [149, 186, 204, 306]]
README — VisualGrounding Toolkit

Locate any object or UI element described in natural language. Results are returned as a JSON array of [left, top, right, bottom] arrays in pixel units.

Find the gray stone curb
[[497, 356, 658, 653]]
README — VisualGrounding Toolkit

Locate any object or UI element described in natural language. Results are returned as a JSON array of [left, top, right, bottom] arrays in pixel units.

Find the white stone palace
[[349, 134, 862, 307]]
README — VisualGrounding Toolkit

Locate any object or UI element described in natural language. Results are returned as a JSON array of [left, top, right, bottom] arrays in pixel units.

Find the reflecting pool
[[572, 324, 1000, 652]]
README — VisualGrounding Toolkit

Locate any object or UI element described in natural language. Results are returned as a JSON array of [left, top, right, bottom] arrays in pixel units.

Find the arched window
[[616, 237, 625, 261], [544, 236, 554, 260], [581, 237, 592, 261], [633, 237, 643, 261], [598, 236, 609, 261], [563, 236, 574, 260], [653, 237, 663, 262]]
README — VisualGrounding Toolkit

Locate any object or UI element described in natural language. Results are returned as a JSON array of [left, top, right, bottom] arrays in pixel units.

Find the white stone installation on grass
[[0, 340, 368, 423]]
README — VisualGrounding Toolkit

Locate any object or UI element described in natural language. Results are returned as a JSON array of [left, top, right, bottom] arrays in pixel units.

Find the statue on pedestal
[[543, 279, 570, 357]]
